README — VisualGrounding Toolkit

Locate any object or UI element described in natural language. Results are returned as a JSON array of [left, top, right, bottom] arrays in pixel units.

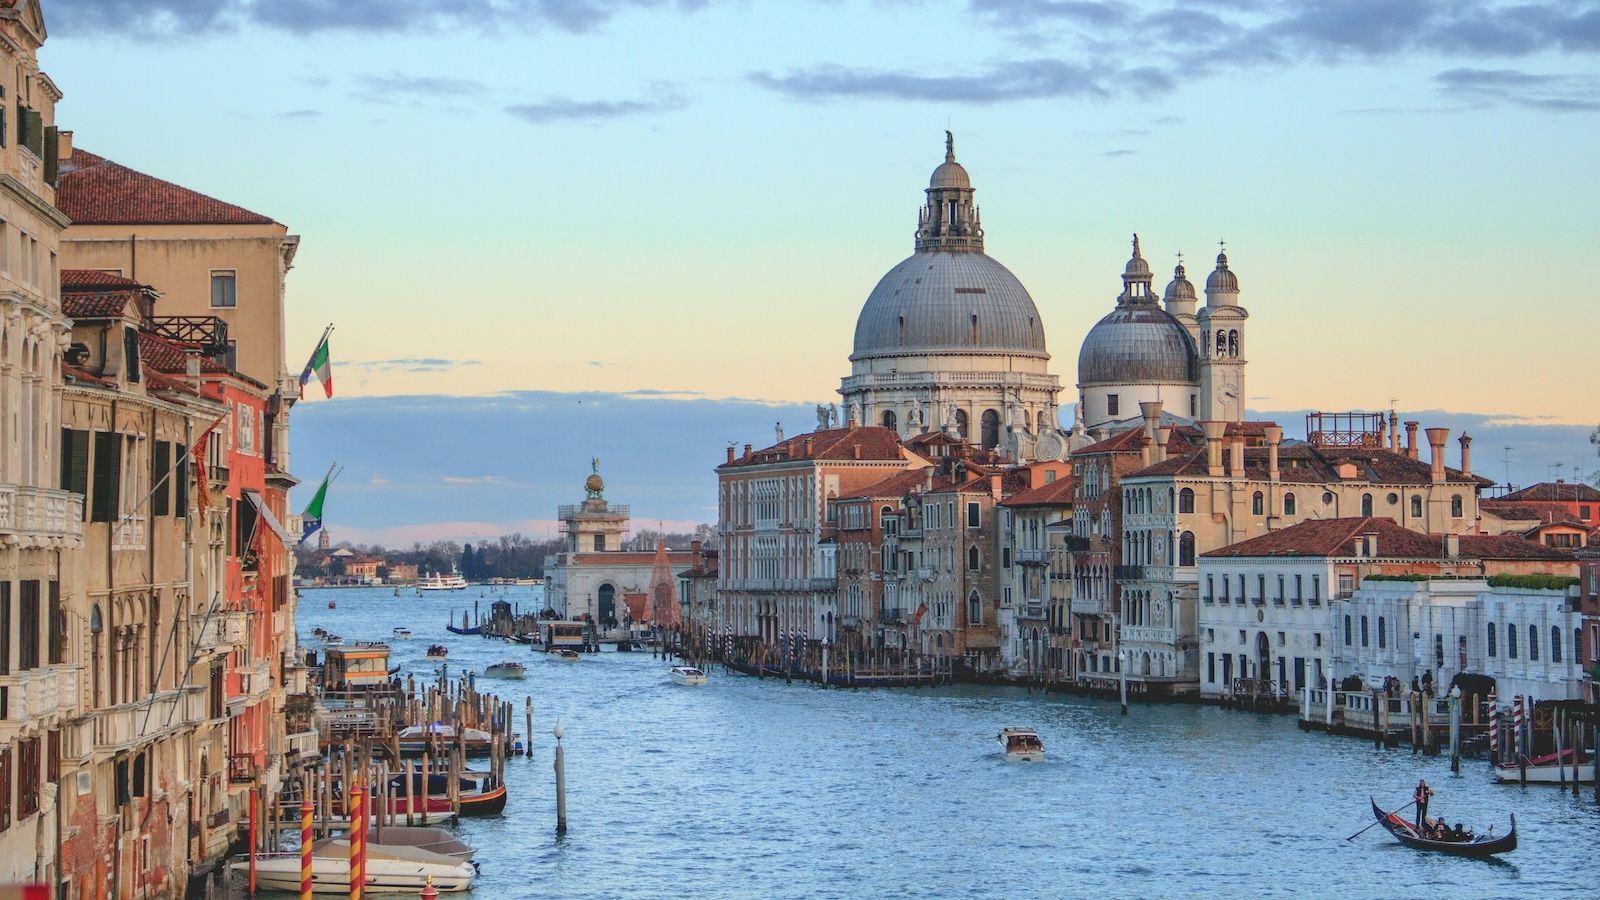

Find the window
[[1284, 493, 1296, 516], [1508, 626, 1517, 659], [966, 502, 979, 528], [1311, 574, 1321, 602], [967, 546, 980, 571], [91, 431, 122, 522], [1252, 492, 1264, 516], [59, 428, 89, 497], [210, 271, 237, 308], [1178, 488, 1194, 514], [18, 581, 39, 671], [1107, 394, 1120, 417], [0, 583, 8, 676], [1487, 623, 1496, 658], [1344, 616, 1352, 646], [1178, 532, 1195, 567], [1528, 625, 1538, 661], [1294, 574, 1303, 603], [1275, 574, 1285, 604], [881, 410, 897, 431], [1551, 626, 1561, 663], [1410, 495, 1422, 518], [1361, 616, 1369, 648], [1434, 633, 1444, 668], [1451, 495, 1463, 518], [1257, 574, 1266, 603], [1361, 494, 1373, 516], [1377, 616, 1386, 649], [1205, 574, 1214, 603], [152, 442, 171, 516], [967, 591, 982, 625], [123, 327, 141, 383], [1337, 573, 1353, 598]]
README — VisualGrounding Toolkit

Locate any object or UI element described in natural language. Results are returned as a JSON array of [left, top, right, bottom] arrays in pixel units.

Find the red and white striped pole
[[349, 774, 365, 900], [300, 796, 314, 900], [1512, 695, 1524, 759], [1487, 688, 1498, 764]]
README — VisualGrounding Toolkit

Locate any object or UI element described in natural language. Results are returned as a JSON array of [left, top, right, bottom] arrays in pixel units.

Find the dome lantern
[[1119, 233, 1155, 304], [915, 131, 984, 254]]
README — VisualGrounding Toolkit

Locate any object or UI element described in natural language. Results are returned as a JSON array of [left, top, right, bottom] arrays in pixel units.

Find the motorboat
[[364, 825, 475, 861], [231, 839, 476, 893], [484, 661, 526, 679], [322, 634, 344, 647], [553, 649, 581, 662], [397, 723, 497, 757], [311, 627, 328, 638], [418, 570, 469, 592], [997, 727, 1045, 762], [392, 627, 414, 640], [669, 666, 708, 686], [425, 645, 448, 660], [507, 633, 534, 645], [1492, 749, 1596, 784], [1369, 798, 1516, 857]]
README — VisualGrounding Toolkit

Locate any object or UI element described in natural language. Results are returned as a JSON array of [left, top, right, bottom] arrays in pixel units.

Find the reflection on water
[[299, 588, 1600, 898]]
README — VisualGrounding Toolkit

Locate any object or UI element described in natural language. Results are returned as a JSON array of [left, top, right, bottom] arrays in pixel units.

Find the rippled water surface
[[300, 587, 1600, 898]]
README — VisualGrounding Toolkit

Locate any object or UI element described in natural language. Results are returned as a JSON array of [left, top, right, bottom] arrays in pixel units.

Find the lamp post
[[1118, 649, 1128, 716], [553, 719, 568, 834]]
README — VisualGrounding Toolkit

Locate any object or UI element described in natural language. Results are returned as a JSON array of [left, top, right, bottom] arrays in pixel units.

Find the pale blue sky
[[40, 0, 1600, 537]]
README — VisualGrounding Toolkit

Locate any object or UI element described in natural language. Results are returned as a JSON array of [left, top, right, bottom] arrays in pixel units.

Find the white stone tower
[[1197, 248, 1248, 422]]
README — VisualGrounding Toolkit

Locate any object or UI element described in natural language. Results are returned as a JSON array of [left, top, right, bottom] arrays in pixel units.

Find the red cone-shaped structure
[[649, 540, 680, 627]]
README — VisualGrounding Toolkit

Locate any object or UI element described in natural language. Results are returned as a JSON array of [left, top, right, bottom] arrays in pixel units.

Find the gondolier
[[1413, 778, 1434, 825]]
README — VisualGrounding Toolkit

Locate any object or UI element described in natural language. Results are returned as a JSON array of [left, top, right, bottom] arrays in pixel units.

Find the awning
[[244, 490, 294, 546]]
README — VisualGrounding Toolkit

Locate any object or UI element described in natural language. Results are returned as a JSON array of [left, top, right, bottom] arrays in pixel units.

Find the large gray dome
[[1077, 304, 1198, 386], [851, 251, 1048, 361]]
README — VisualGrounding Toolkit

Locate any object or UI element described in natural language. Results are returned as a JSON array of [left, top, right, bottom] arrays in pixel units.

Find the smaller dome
[[929, 130, 971, 190], [1206, 251, 1239, 293], [1123, 234, 1151, 279], [1078, 304, 1199, 386], [1164, 262, 1196, 301]]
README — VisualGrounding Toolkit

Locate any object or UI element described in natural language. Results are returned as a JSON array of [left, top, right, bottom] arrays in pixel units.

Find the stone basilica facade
[[837, 135, 1250, 449]]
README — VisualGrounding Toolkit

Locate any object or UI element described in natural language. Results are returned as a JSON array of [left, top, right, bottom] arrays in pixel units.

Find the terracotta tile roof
[[57, 148, 277, 226], [61, 269, 147, 290], [144, 368, 199, 396], [1128, 442, 1483, 486], [1074, 424, 1204, 457], [138, 330, 228, 374], [1479, 505, 1543, 522], [723, 427, 908, 468], [61, 363, 112, 387], [1499, 482, 1600, 503], [1000, 477, 1076, 508], [62, 290, 137, 319], [1200, 516, 1574, 561], [839, 469, 932, 501]]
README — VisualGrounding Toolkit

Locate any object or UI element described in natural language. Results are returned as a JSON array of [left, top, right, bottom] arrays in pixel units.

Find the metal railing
[[1114, 565, 1144, 581], [146, 315, 229, 353]]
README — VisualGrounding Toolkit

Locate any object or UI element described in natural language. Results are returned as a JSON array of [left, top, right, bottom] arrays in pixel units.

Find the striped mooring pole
[[1487, 688, 1498, 764], [349, 774, 366, 900], [1512, 695, 1524, 758], [300, 796, 314, 900]]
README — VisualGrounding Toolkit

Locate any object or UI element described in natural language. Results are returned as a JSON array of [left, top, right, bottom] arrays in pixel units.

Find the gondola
[[1368, 799, 1516, 857]]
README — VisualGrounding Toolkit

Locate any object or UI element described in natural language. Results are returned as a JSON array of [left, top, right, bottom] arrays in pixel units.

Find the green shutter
[[123, 328, 140, 383], [91, 431, 121, 523], [23, 109, 41, 157], [152, 442, 170, 517], [42, 126, 57, 185], [174, 444, 188, 518]]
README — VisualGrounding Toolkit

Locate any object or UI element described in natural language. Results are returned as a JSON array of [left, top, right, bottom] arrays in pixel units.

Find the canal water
[[299, 587, 1599, 898]]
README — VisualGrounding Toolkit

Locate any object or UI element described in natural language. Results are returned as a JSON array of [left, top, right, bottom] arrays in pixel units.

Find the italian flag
[[299, 335, 332, 398]]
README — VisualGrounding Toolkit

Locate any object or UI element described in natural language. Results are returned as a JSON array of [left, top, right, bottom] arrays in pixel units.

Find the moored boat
[[1368, 798, 1516, 857], [1492, 749, 1596, 784], [997, 727, 1044, 762], [484, 661, 526, 679], [669, 665, 708, 685], [392, 627, 413, 640], [425, 644, 448, 660], [553, 649, 581, 662], [322, 634, 344, 647], [397, 723, 497, 757], [229, 839, 476, 893]]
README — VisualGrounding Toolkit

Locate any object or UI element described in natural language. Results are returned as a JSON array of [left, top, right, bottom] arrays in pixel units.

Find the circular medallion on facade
[[1257, 609, 1265, 624]]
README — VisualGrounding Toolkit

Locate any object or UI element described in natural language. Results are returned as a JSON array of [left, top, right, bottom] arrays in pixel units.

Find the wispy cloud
[[1433, 67, 1600, 112], [352, 74, 489, 105], [440, 475, 509, 486], [750, 59, 1174, 103], [344, 358, 482, 373], [505, 92, 686, 123], [1100, 148, 1136, 157]]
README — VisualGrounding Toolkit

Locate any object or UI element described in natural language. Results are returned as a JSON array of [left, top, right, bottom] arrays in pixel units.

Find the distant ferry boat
[[418, 571, 468, 592]]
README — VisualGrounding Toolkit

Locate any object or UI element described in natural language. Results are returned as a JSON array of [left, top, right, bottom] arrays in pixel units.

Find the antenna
[[1503, 446, 1513, 490]]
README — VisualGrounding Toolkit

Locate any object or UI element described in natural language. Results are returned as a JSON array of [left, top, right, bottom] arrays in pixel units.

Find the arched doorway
[[981, 409, 1001, 449], [598, 584, 616, 626], [1256, 632, 1271, 685]]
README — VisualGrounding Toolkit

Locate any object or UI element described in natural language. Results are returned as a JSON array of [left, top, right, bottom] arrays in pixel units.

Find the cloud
[[353, 74, 489, 104], [1432, 67, 1600, 112], [1100, 148, 1136, 157], [504, 92, 686, 123], [440, 475, 510, 486], [279, 108, 323, 118], [52, 0, 717, 38], [750, 58, 1175, 103], [344, 358, 482, 373]]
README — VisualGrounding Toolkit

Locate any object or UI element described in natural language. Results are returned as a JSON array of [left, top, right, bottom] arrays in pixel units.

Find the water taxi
[[392, 627, 413, 640], [997, 727, 1045, 762], [321, 634, 344, 647], [553, 649, 581, 662], [484, 661, 526, 679], [669, 665, 708, 685], [425, 644, 448, 661]]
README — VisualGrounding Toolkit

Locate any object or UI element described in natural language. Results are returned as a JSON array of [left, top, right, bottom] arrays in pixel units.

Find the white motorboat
[[229, 839, 476, 893], [669, 665, 708, 686], [484, 661, 526, 679], [997, 727, 1045, 762], [1492, 749, 1596, 784], [392, 627, 413, 640], [418, 569, 468, 592], [322, 634, 344, 647]]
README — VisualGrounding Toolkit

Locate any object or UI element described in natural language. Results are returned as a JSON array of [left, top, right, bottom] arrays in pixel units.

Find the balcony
[[915, 567, 937, 582], [1121, 625, 1177, 646], [1020, 601, 1046, 620], [1073, 597, 1109, 617], [841, 615, 861, 631], [1114, 565, 1144, 582], [234, 660, 274, 703], [92, 685, 209, 753], [0, 665, 79, 734], [0, 486, 85, 546], [1016, 549, 1049, 566], [879, 609, 905, 625], [146, 315, 229, 354], [286, 729, 318, 761]]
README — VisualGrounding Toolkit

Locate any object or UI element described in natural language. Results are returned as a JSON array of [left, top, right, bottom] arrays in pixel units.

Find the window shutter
[[47, 582, 61, 665], [43, 126, 58, 185], [59, 427, 74, 493], [123, 328, 141, 383], [0, 582, 9, 676], [68, 429, 90, 499], [91, 431, 121, 523], [152, 442, 170, 516], [174, 444, 188, 518], [24, 108, 41, 156]]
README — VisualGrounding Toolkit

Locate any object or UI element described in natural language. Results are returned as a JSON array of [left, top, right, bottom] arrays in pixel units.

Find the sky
[[39, 0, 1600, 541]]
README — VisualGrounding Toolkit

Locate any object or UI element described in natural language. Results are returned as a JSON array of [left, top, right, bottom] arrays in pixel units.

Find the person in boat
[[1413, 779, 1433, 827]]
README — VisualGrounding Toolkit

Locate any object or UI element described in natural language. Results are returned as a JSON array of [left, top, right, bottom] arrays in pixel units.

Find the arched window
[[1252, 492, 1264, 516], [1486, 623, 1496, 657], [1361, 494, 1373, 516], [1528, 625, 1538, 661], [1360, 616, 1369, 648], [1037, 411, 1048, 432], [1451, 495, 1463, 517], [1410, 495, 1423, 518], [1344, 615, 1352, 646], [980, 409, 1001, 449], [1227, 330, 1239, 357], [1508, 626, 1518, 659], [1551, 626, 1561, 663], [1284, 493, 1297, 516], [881, 410, 897, 431], [968, 591, 982, 625], [1178, 532, 1196, 567], [967, 546, 980, 571], [1377, 616, 1386, 649], [954, 409, 969, 440], [1178, 488, 1194, 514]]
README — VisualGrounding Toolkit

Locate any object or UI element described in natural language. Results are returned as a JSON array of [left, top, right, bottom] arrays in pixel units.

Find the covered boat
[[1492, 749, 1596, 784], [229, 839, 476, 893], [392, 627, 413, 640], [425, 644, 448, 660], [669, 666, 708, 685], [1368, 799, 1516, 857], [397, 724, 496, 757], [484, 661, 526, 679], [997, 727, 1045, 762]]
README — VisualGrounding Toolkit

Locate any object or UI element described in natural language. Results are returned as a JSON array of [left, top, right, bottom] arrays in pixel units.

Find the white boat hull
[[670, 670, 708, 686], [230, 854, 475, 893], [1493, 762, 1596, 784], [1002, 750, 1045, 762]]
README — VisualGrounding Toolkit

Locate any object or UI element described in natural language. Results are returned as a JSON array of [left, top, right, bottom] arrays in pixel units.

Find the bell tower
[[1198, 247, 1248, 422]]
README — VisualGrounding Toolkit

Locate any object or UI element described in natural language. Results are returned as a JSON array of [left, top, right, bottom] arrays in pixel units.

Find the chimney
[[1229, 432, 1245, 478], [1139, 401, 1163, 465], [803, 437, 814, 458], [1403, 421, 1419, 459], [690, 539, 702, 558], [58, 129, 73, 160], [1263, 425, 1283, 482], [924, 468, 935, 492], [1458, 433, 1472, 478], [726, 446, 735, 464], [852, 444, 862, 460], [1389, 411, 1400, 453], [990, 473, 1003, 500], [1377, 416, 1387, 449], [742, 443, 752, 461], [1154, 426, 1172, 465], [1203, 421, 1227, 476], [1425, 427, 1448, 484], [1444, 533, 1459, 558]]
